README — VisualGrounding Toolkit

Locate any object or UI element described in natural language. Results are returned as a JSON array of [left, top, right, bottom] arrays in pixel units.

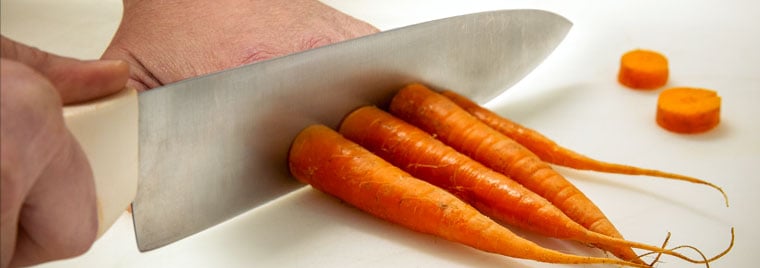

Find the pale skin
[[0, 0, 377, 267], [0, 38, 129, 268], [102, 0, 378, 91]]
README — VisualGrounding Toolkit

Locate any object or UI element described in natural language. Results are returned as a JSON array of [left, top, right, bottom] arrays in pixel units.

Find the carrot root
[[286, 82, 733, 267], [644, 232, 671, 267], [441, 90, 729, 207], [339, 106, 723, 265], [339, 106, 579, 239], [389, 83, 643, 263], [288, 125, 649, 267], [639, 228, 734, 267]]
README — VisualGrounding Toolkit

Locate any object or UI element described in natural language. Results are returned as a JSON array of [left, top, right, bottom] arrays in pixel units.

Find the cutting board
[[2, 0, 758, 267]]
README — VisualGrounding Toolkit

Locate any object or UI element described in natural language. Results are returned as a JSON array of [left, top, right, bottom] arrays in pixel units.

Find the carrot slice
[[656, 87, 721, 134], [618, 49, 669, 89]]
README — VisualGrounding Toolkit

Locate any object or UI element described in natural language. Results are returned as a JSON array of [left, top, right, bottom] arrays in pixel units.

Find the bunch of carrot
[[288, 83, 733, 267]]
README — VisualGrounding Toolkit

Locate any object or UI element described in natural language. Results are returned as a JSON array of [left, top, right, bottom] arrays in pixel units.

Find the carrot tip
[[637, 227, 734, 266]]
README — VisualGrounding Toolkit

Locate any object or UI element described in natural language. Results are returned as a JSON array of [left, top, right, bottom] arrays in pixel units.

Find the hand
[[0, 36, 128, 268], [101, 0, 378, 91]]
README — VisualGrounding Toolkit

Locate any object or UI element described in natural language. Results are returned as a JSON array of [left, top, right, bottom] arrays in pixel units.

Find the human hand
[[101, 0, 378, 91], [0, 36, 128, 268]]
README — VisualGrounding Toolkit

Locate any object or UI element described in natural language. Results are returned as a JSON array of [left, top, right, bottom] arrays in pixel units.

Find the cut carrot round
[[618, 49, 669, 89], [656, 87, 721, 134]]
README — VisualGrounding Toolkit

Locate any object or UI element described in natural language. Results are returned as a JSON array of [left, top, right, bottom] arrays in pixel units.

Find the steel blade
[[132, 9, 571, 251]]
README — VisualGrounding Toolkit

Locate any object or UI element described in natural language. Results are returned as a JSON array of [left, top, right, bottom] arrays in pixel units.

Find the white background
[[2, 0, 759, 267]]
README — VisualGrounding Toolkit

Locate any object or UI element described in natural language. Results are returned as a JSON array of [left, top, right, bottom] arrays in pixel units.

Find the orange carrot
[[288, 124, 649, 267], [441, 90, 729, 206], [341, 106, 726, 263], [388, 83, 642, 262], [657, 87, 721, 134], [618, 49, 669, 89]]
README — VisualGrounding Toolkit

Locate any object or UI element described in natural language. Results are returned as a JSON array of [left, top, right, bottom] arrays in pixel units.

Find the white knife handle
[[63, 88, 138, 237]]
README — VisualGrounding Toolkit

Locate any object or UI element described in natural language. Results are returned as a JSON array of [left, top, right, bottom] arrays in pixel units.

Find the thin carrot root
[[618, 49, 669, 89], [587, 229, 729, 265], [638, 227, 734, 267], [441, 90, 729, 207], [288, 125, 649, 267], [656, 87, 722, 134], [640, 245, 709, 268], [697, 227, 735, 264], [389, 83, 642, 263], [679, 246, 710, 268], [338, 105, 721, 265], [644, 232, 672, 266]]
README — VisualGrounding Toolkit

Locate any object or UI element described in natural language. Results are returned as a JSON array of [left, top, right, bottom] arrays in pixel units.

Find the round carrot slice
[[618, 49, 669, 89], [656, 87, 721, 134]]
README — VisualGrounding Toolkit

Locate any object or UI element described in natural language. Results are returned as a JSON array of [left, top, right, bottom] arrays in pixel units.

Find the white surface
[[2, 0, 758, 267]]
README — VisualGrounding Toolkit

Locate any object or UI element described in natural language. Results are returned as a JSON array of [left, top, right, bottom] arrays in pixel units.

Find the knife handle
[[63, 88, 138, 237]]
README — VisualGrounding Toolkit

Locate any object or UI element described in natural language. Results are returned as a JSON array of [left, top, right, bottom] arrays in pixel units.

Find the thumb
[[1, 36, 129, 104]]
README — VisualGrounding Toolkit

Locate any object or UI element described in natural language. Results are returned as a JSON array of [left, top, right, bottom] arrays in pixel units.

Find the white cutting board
[[2, 0, 758, 267]]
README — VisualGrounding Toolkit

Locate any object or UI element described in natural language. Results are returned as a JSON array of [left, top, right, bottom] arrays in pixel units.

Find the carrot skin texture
[[441, 90, 728, 206], [288, 125, 647, 267], [388, 84, 641, 263], [341, 106, 733, 266], [339, 106, 578, 238]]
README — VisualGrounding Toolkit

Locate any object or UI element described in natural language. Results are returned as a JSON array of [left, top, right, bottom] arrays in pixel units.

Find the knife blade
[[64, 9, 571, 252]]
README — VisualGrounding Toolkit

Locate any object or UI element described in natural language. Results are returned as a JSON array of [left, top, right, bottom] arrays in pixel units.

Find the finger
[[10, 131, 97, 267], [1, 36, 129, 104], [1, 59, 63, 200], [45, 59, 130, 104], [0, 59, 53, 268], [0, 59, 97, 266]]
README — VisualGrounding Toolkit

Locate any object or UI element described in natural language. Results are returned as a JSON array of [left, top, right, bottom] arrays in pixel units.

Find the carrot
[[618, 49, 669, 89], [441, 90, 729, 206], [389, 83, 643, 262], [339, 106, 728, 265], [288, 124, 649, 267], [657, 87, 721, 134]]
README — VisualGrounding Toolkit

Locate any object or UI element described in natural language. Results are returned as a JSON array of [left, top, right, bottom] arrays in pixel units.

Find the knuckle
[[0, 36, 52, 69], [301, 35, 335, 50], [237, 44, 278, 65]]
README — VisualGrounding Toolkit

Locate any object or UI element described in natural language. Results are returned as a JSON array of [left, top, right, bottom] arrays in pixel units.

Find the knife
[[62, 9, 571, 252]]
